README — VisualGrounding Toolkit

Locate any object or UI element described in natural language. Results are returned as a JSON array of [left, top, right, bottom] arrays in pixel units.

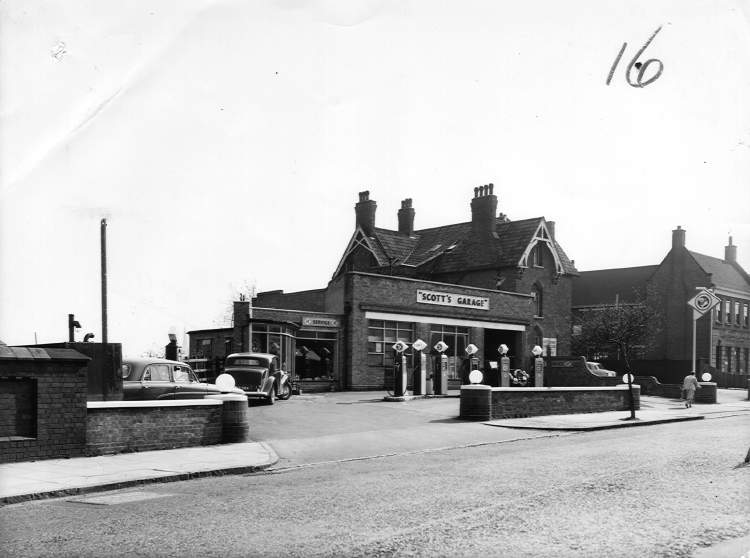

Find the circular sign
[[622, 373, 634, 384], [215, 373, 236, 391], [465, 344, 479, 356], [695, 293, 713, 311], [701, 372, 712, 382], [531, 345, 543, 357], [392, 341, 409, 353], [412, 339, 427, 352], [468, 370, 483, 384], [498, 344, 509, 355], [434, 341, 449, 353]]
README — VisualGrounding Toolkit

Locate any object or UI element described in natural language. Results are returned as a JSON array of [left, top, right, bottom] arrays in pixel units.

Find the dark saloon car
[[122, 357, 244, 400], [223, 352, 291, 404]]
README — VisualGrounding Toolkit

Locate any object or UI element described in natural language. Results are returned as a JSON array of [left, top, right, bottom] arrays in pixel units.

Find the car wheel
[[278, 381, 292, 400], [267, 386, 276, 405]]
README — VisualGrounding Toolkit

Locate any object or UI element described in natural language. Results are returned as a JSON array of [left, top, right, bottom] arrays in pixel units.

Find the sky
[[1, 0, 749, 357]]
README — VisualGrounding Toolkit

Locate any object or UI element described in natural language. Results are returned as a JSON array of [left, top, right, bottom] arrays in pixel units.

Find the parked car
[[223, 352, 292, 404], [585, 361, 617, 378], [122, 357, 245, 400]]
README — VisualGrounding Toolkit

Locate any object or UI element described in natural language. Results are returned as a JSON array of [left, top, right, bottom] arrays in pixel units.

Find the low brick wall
[[636, 377, 717, 403], [460, 385, 640, 421], [86, 400, 224, 456], [0, 346, 90, 463]]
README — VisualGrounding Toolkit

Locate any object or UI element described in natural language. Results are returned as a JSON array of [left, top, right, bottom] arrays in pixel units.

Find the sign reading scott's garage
[[416, 289, 490, 311]]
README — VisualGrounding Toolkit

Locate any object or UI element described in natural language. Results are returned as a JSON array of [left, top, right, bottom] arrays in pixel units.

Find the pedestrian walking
[[682, 372, 701, 408]]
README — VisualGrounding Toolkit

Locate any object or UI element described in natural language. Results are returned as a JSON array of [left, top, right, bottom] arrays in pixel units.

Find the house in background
[[190, 185, 579, 391], [572, 227, 750, 384]]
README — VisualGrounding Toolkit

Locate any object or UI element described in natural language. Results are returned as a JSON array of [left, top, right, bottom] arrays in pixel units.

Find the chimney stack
[[470, 183, 498, 237], [355, 191, 377, 236], [725, 236, 737, 263], [547, 221, 555, 240], [397, 198, 415, 236], [672, 226, 686, 250]]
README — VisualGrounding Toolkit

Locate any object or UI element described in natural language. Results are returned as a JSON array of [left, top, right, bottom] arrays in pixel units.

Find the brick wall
[[459, 385, 640, 421], [254, 288, 328, 312], [86, 401, 223, 455], [0, 347, 89, 463]]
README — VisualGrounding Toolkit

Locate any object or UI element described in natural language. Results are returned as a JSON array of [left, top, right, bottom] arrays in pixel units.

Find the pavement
[[1, 388, 747, 506]]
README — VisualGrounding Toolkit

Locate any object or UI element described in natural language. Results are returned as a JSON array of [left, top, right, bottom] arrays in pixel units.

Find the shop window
[[715, 343, 722, 371], [368, 320, 414, 366], [429, 324, 469, 380], [199, 338, 213, 359], [727, 346, 734, 373], [745, 348, 749, 373]]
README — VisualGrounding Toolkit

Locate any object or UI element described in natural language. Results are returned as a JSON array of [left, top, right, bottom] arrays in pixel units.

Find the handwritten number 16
[[607, 26, 664, 87]]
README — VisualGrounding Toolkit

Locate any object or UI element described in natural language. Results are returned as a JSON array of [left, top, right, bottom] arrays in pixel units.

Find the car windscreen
[[226, 357, 266, 367]]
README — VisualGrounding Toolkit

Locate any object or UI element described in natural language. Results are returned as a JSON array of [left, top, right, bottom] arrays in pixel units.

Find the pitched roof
[[689, 251, 750, 292], [366, 217, 577, 275], [572, 265, 658, 307]]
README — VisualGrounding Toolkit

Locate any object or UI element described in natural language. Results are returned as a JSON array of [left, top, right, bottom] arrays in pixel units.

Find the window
[[715, 343, 722, 371], [736, 348, 742, 375], [745, 348, 749, 373], [736, 302, 742, 325], [724, 300, 731, 324], [143, 364, 170, 382], [367, 320, 414, 367], [716, 299, 723, 323], [199, 338, 213, 358], [532, 285, 543, 317], [173, 365, 195, 383], [533, 245, 544, 267], [429, 324, 469, 380], [743, 303, 748, 328], [727, 346, 734, 373]]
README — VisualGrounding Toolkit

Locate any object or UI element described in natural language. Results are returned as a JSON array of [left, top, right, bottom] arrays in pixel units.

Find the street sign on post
[[687, 289, 721, 374]]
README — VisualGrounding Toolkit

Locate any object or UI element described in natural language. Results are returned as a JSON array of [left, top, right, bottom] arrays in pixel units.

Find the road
[[1, 394, 749, 557]]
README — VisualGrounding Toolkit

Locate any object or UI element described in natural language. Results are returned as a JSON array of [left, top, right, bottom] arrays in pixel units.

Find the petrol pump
[[532, 344, 544, 387], [465, 343, 479, 384], [392, 341, 408, 396], [499, 344, 511, 387], [412, 339, 428, 395], [433, 341, 449, 395]]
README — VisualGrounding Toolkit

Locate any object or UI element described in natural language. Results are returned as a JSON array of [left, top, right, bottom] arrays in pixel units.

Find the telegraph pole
[[101, 218, 108, 344]]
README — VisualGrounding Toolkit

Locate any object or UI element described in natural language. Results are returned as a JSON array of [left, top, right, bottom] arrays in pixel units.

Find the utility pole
[[101, 218, 108, 344]]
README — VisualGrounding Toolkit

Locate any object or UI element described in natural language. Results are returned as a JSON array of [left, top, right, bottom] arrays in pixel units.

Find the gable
[[332, 227, 385, 278], [517, 221, 565, 275]]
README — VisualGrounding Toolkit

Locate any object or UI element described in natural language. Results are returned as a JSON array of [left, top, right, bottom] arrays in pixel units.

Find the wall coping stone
[[87, 400, 222, 409], [462, 385, 639, 392]]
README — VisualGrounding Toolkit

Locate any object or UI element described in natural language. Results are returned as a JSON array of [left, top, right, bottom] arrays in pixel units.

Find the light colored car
[[122, 357, 244, 400], [585, 361, 617, 378]]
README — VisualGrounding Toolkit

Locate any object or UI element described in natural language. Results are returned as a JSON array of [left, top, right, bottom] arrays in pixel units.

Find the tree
[[214, 280, 257, 327], [571, 287, 662, 373]]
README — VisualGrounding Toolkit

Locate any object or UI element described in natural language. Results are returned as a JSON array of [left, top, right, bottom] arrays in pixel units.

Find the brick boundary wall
[[85, 401, 223, 456], [0, 347, 89, 464], [459, 385, 641, 421]]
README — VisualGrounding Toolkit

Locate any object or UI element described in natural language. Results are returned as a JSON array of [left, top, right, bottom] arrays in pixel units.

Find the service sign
[[416, 289, 489, 311], [302, 317, 340, 328]]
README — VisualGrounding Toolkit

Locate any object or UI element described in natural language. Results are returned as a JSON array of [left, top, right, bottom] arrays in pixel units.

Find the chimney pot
[[725, 235, 738, 263], [398, 197, 415, 235], [672, 226, 686, 250], [470, 184, 498, 236], [355, 191, 377, 235]]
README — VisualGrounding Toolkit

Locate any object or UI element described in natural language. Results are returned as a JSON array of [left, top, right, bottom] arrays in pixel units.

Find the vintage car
[[585, 361, 617, 378], [223, 352, 291, 404], [122, 357, 245, 400]]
